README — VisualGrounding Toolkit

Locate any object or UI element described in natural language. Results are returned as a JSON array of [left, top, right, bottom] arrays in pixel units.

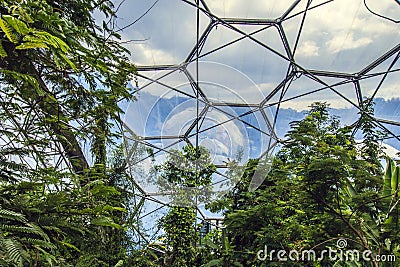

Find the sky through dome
[[111, 0, 400, 244]]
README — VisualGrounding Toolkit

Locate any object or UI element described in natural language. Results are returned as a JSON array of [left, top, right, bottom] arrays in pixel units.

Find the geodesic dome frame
[[120, 0, 400, 247]]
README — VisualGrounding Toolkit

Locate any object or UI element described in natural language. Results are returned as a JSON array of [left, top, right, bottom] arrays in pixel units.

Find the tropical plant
[[0, 0, 136, 265], [154, 144, 216, 267], [207, 102, 398, 267]]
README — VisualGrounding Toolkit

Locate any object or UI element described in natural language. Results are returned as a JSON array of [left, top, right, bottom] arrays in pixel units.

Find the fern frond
[[2, 225, 35, 235], [27, 238, 56, 250], [2, 238, 24, 267], [0, 41, 7, 57], [15, 42, 48, 50], [2, 224, 49, 242], [58, 224, 86, 235], [114, 260, 124, 267], [35, 246, 57, 267], [58, 52, 78, 71], [25, 223, 50, 242], [32, 31, 70, 52], [0, 147, 32, 156], [0, 208, 27, 223], [60, 241, 81, 252], [2, 15, 29, 35], [0, 18, 18, 43], [0, 159, 28, 172], [0, 69, 41, 93], [0, 129, 16, 138]]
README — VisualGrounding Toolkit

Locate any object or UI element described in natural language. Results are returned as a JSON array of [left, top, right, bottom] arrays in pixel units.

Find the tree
[[210, 102, 398, 267], [0, 0, 136, 265], [155, 144, 216, 267]]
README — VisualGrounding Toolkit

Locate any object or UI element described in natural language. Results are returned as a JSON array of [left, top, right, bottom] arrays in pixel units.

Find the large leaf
[[392, 165, 400, 196], [383, 156, 396, 198]]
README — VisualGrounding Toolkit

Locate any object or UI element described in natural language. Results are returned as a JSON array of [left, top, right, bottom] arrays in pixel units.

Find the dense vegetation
[[207, 102, 400, 267], [134, 103, 399, 267], [0, 0, 135, 265], [0, 0, 399, 267]]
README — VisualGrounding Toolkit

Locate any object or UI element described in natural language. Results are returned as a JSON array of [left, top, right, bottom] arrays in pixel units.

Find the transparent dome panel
[[186, 61, 267, 104], [124, 82, 202, 137], [206, 0, 299, 20], [120, 0, 209, 65], [189, 59, 287, 105], [293, 0, 400, 73], [188, 106, 249, 165]]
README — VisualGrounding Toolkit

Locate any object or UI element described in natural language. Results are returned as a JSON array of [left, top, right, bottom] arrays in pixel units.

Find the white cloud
[[279, 97, 354, 111], [326, 32, 372, 53], [365, 84, 400, 99], [382, 142, 400, 159], [296, 40, 319, 56], [131, 43, 177, 66], [206, 0, 291, 18], [258, 82, 275, 91]]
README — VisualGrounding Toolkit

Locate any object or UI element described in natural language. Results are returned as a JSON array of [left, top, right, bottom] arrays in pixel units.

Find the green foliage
[[155, 144, 217, 206], [0, 238, 25, 267], [0, 16, 18, 44], [0, 0, 136, 265], [0, 206, 54, 266], [0, 168, 129, 266], [206, 102, 398, 267], [0, 2, 398, 266], [199, 229, 245, 267], [161, 206, 198, 267], [155, 144, 217, 266]]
